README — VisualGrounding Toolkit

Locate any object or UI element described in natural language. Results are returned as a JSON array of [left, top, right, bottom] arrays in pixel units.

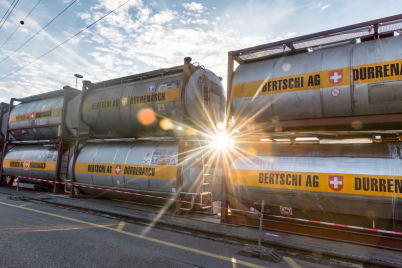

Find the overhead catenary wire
[[0, 0, 42, 49], [0, 0, 76, 64], [0, 0, 16, 25], [0, 0, 20, 30], [0, 0, 132, 81]]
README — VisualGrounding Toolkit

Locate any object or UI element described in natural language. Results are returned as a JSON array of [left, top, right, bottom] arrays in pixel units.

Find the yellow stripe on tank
[[2, 160, 57, 172], [9, 108, 63, 123], [232, 59, 402, 99], [75, 162, 177, 180], [82, 88, 180, 113], [230, 169, 402, 198]]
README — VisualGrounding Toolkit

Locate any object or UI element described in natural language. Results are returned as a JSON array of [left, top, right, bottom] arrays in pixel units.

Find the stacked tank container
[[224, 17, 402, 230]]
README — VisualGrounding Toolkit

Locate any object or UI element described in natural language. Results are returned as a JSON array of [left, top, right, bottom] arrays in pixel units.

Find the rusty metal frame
[[253, 112, 402, 133], [70, 81, 90, 198], [0, 99, 14, 185], [225, 14, 402, 135], [173, 136, 185, 215], [0, 102, 8, 139], [221, 14, 402, 230], [7, 124, 60, 131], [230, 14, 402, 64], [0, 87, 75, 192], [226, 215, 402, 252]]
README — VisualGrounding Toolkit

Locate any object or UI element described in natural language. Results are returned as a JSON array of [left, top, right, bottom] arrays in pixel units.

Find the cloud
[[0, 0, 271, 102], [285, 32, 296, 38], [183, 11, 201, 18], [76, 12, 91, 20], [93, 0, 143, 11], [181, 2, 206, 13], [191, 19, 208, 24], [149, 10, 177, 24], [136, 6, 152, 23], [270, 32, 295, 42], [321, 4, 330, 10]]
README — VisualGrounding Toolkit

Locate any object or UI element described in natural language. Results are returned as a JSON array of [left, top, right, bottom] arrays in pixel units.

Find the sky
[[0, 0, 401, 103]]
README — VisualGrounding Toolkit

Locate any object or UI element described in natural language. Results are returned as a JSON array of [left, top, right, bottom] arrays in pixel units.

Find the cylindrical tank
[[8, 89, 80, 140], [69, 138, 221, 202], [2, 145, 58, 178], [229, 143, 402, 223], [81, 68, 225, 138], [9, 96, 63, 140], [230, 35, 402, 127]]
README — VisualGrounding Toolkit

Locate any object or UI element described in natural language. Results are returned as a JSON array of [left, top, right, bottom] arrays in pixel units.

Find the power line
[[0, 0, 16, 25], [0, 0, 20, 30], [0, 0, 42, 49], [0, 0, 76, 64], [0, 0, 132, 81]]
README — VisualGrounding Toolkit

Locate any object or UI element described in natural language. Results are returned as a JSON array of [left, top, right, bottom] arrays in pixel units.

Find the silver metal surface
[[81, 69, 225, 138], [3, 145, 57, 178], [231, 36, 402, 124], [229, 143, 402, 220], [8, 92, 80, 140], [70, 140, 207, 195]]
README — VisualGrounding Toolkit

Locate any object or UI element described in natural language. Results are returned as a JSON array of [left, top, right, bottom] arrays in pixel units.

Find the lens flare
[[352, 120, 363, 130], [137, 108, 155, 125], [282, 63, 291, 72], [214, 135, 229, 148], [160, 118, 174, 130]]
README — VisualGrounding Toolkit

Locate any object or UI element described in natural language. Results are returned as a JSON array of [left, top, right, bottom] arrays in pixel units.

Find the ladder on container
[[198, 136, 213, 215], [61, 150, 71, 193]]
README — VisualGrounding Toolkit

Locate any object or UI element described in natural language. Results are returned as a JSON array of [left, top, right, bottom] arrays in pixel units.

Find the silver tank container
[[81, 68, 225, 138], [69, 138, 221, 199], [231, 35, 402, 124], [8, 88, 81, 140], [229, 143, 402, 221], [2, 145, 58, 178]]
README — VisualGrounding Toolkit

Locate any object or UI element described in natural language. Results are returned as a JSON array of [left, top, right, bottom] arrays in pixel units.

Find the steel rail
[[15, 195, 400, 268], [226, 215, 402, 252]]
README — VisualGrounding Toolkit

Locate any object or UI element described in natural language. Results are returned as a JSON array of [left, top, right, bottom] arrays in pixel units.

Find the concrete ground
[[1, 186, 401, 267], [0, 194, 328, 268]]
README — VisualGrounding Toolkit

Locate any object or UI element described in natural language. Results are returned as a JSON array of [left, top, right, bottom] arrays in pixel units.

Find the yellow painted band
[[232, 59, 402, 99], [82, 88, 180, 113], [9, 108, 63, 123], [352, 59, 402, 84], [0, 202, 267, 268], [75, 162, 177, 180], [230, 169, 402, 198], [2, 160, 56, 172]]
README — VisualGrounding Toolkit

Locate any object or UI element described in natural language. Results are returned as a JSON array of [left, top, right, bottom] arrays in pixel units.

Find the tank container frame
[[69, 58, 216, 215], [221, 14, 402, 224], [0, 87, 78, 194]]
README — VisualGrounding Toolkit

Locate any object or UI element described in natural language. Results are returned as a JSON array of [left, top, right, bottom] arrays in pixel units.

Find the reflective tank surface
[[231, 35, 402, 124], [8, 89, 80, 140], [70, 138, 216, 197], [229, 143, 402, 221], [9, 96, 64, 140], [2, 145, 58, 178], [81, 69, 225, 138]]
